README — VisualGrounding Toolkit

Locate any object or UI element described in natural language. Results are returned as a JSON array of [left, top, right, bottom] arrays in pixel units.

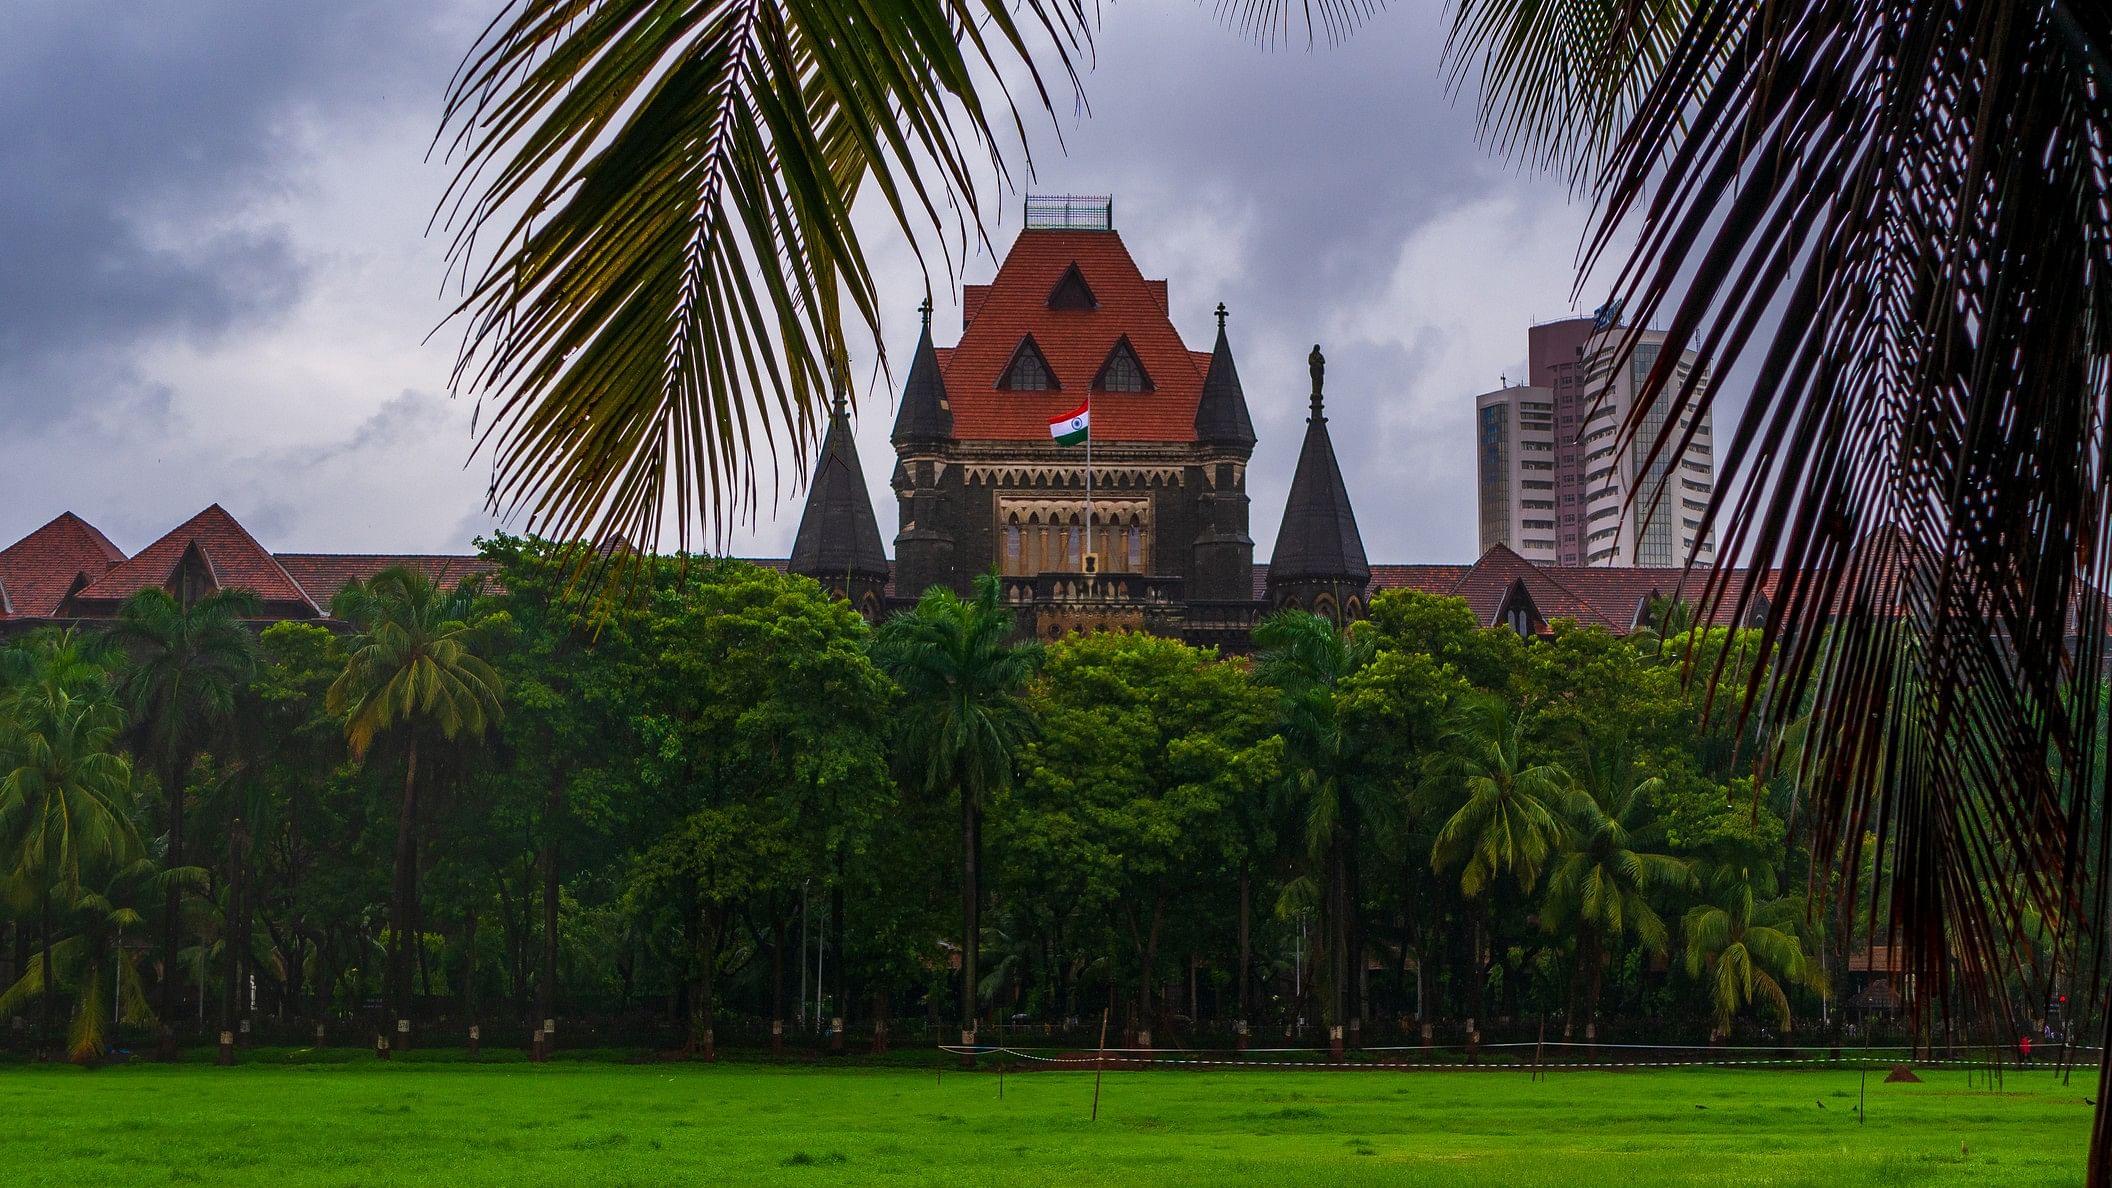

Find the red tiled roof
[[71, 504, 315, 612], [0, 513, 125, 619], [939, 230, 1207, 441], [275, 554, 495, 612]]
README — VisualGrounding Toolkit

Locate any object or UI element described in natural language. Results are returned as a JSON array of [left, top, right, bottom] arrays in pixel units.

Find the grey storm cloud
[[0, 2, 466, 423], [0, 2, 1614, 567]]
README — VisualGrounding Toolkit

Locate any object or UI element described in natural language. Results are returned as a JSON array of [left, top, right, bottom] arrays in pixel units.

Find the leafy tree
[[327, 568, 504, 1045], [632, 561, 893, 1057], [873, 574, 1040, 1044], [110, 587, 257, 1054], [1010, 632, 1272, 1042]]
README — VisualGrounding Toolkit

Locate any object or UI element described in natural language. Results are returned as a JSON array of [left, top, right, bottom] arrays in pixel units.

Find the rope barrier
[[936, 1043, 2099, 1073]]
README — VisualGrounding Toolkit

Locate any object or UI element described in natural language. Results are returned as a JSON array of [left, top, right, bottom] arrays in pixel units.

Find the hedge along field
[[3, 1060, 2092, 1186]]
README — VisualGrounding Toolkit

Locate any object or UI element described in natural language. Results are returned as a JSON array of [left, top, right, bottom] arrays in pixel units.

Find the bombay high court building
[[791, 196, 1372, 650], [3, 199, 1748, 645]]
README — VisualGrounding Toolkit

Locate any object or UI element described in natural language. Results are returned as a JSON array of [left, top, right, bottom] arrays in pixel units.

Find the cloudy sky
[[0, 2, 1622, 564]]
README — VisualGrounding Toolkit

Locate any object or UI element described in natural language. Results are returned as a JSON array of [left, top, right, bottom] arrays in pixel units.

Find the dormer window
[[998, 335, 1059, 391], [1046, 263, 1097, 311], [1093, 335, 1153, 393]]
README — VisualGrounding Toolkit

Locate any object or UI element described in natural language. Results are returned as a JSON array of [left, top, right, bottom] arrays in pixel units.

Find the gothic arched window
[[998, 335, 1058, 391]]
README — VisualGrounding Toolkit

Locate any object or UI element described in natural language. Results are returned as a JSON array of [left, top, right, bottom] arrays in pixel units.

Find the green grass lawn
[[1, 1054, 2090, 1185]]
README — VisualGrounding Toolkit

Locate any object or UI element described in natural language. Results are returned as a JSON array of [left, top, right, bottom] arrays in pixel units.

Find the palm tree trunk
[[537, 773, 562, 1054], [959, 781, 981, 1061], [158, 756, 185, 1060], [38, 888, 53, 1063], [387, 738, 420, 1052], [463, 907, 480, 1056]]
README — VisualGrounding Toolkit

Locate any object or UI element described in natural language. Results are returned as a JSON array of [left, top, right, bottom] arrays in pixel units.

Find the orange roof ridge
[[936, 229, 1208, 441], [72, 505, 317, 612]]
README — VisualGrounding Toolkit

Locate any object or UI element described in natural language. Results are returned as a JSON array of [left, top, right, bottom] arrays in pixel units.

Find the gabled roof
[[789, 400, 890, 583], [0, 512, 125, 620], [937, 230, 1207, 441], [1046, 263, 1098, 310], [1093, 335, 1154, 393], [997, 334, 1061, 391], [1193, 313, 1255, 448], [70, 504, 316, 613], [1268, 391, 1369, 584]]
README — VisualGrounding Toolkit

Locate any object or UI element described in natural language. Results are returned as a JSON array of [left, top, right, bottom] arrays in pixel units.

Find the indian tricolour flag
[[1049, 401, 1090, 446]]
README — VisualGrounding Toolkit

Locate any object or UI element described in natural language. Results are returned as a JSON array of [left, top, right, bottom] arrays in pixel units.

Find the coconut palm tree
[[1683, 858, 1828, 1040], [1540, 753, 1690, 1042], [1252, 610, 1379, 1046], [871, 573, 1040, 1049], [110, 587, 258, 1056], [0, 858, 203, 1063], [1427, 695, 1570, 1039], [0, 664, 142, 1060], [327, 567, 504, 1050]]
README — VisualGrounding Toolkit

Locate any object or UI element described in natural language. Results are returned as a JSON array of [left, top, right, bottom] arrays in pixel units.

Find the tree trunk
[[38, 888, 54, 1062], [158, 755, 186, 1060], [696, 905, 720, 1061], [464, 907, 481, 1056], [871, 987, 891, 1054], [1136, 896, 1164, 1048], [386, 738, 420, 1053], [1236, 864, 1252, 1033], [221, 817, 246, 1065], [829, 871, 846, 1054], [959, 781, 981, 1061], [771, 915, 787, 1059], [538, 774, 562, 1057]]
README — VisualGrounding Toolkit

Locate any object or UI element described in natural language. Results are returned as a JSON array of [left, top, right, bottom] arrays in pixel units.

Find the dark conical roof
[[791, 399, 890, 582], [1268, 375, 1368, 583], [890, 308, 953, 444], [1194, 306, 1255, 447]]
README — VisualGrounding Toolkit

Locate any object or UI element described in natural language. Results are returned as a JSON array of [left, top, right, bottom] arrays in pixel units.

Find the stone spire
[[790, 389, 890, 616], [890, 298, 952, 445], [1267, 344, 1370, 621], [1193, 302, 1256, 449]]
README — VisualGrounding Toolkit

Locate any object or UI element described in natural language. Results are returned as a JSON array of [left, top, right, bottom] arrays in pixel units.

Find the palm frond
[[1462, 0, 2112, 1076], [436, 1, 1095, 554]]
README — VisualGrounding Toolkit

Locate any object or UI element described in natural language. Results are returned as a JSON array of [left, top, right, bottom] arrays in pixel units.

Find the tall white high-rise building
[[1476, 318, 1716, 567]]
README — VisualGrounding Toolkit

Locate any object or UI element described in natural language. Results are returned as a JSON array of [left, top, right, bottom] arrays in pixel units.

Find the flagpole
[[1084, 392, 1092, 568]]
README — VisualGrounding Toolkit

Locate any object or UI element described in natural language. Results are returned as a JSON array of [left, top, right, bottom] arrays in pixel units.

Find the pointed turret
[[891, 300, 961, 598], [1194, 303, 1256, 448], [1188, 302, 1257, 604], [791, 391, 890, 619], [890, 299, 953, 445], [1267, 344, 1370, 624]]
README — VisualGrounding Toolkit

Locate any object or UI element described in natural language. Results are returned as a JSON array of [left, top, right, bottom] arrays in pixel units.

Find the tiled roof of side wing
[[72, 505, 314, 608], [274, 554, 496, 610], [0, 512, 125, 618], [938, 230, 1206, 441]]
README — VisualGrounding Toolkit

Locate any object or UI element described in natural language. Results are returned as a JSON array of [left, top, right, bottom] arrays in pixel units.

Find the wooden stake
[[1091, 1007, 1110, 1122], [1532, 1017, 1545, 1083]]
